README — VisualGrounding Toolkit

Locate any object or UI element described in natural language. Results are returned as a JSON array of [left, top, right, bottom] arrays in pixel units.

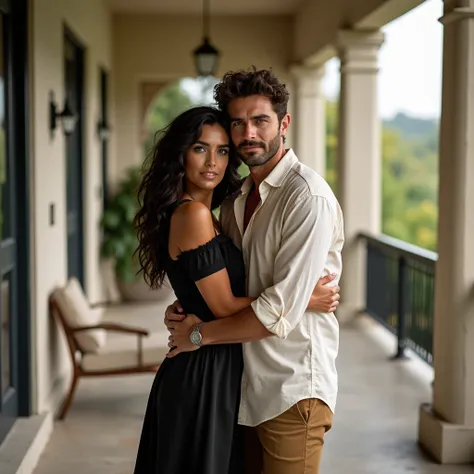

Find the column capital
[[439, 5, 474, 25], [337, 29, 385, 74], [289, 64, 325, 97], [337, 29, 385, 48]]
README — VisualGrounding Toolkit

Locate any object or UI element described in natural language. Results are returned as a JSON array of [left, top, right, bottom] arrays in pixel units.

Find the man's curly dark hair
[[213, 66, 290, 122]]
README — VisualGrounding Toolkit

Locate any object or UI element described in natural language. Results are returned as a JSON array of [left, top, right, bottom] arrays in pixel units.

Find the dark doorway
[[64, 29, 85, 286], [100, 68, 109, 213]]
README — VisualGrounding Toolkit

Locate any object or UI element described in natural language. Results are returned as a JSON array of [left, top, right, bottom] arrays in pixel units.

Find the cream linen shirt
[[220, 149, 344, 427]]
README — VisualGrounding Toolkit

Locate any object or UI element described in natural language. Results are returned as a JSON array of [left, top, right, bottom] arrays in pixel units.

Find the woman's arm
[[170, 201, 254, 318], [165, 273, 340, 322], [195, 271, 255, 318]]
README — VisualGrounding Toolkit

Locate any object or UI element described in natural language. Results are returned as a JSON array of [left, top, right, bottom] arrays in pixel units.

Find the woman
[[133, 106, 250, 474]]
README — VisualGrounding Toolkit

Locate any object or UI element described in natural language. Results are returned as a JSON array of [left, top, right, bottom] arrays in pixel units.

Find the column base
[[418, 403, 474, 464]]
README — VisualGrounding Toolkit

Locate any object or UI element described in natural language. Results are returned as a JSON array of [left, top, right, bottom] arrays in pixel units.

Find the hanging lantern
[[192, 0, 220, 77]]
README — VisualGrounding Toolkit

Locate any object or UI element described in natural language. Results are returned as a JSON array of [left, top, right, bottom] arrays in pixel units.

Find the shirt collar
[[240, 148, 298, 195]]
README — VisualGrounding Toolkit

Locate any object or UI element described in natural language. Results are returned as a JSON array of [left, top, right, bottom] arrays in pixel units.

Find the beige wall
[[112, 14, 294, 175], [32, 0, 111, 413]]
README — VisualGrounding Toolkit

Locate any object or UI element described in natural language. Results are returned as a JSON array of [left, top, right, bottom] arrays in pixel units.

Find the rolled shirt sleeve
[[250, 192, 335, 338]]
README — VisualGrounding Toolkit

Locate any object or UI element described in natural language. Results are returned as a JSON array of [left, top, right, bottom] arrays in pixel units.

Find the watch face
[[190, 329, 201, 346]]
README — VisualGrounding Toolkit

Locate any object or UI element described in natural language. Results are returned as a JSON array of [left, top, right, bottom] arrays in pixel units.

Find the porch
[[31, 303, 472, 474], [0, 0, 473, 471]]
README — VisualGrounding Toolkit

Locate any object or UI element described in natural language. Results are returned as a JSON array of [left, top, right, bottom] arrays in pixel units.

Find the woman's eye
[[193, 146, 205, 152], [218, 148, 229, 156]]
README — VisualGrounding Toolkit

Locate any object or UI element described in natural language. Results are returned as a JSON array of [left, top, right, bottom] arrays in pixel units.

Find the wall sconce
[[97, 119, 111, 141], [49, 91, 78, 137]]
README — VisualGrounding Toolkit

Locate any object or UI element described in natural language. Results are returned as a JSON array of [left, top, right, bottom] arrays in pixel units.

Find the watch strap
[[191, 322, 205, 347]]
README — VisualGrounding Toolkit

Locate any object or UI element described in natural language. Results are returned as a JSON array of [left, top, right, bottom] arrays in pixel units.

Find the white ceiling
[[105, 0, 304, 15]]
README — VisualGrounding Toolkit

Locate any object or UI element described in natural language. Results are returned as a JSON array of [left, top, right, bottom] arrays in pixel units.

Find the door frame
[[64, 25, 85, 287], [0, 0, 31, 444], [11, 0, 30, 420]]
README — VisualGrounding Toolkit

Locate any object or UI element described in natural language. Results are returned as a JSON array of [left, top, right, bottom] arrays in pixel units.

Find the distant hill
[[383, 112, 438, 140]]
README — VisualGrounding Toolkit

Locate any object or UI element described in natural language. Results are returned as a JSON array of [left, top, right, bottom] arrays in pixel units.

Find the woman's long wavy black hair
[[134, 106, 242, 289]]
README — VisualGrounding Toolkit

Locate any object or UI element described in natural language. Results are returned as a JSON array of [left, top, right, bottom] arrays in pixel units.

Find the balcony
[[1, 0, 474, 472]]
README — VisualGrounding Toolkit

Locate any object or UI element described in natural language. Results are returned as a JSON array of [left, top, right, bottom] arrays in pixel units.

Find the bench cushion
[[53, 278, 107, 353]]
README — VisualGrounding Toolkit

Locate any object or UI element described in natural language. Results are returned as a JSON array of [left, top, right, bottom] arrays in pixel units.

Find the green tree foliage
[[325, 101, 338, 194], [325, 101, 439, 251], [144, 81, 194, 156]]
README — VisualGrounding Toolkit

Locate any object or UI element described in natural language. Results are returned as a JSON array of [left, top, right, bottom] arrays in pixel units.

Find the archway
[[142, 76, 219, 159]]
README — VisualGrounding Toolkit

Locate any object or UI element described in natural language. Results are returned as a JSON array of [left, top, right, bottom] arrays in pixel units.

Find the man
[[166, 67, 344, 473]]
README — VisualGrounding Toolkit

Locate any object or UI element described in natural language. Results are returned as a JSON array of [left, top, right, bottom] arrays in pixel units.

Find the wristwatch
[[190, 322, 205, 347]]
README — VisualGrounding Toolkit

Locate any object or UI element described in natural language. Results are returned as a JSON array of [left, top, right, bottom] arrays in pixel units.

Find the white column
[[285, 76, 296, 150], [418, 0, 474, 464], [291, 65, 326, 176], [336, 30, 384, 322]]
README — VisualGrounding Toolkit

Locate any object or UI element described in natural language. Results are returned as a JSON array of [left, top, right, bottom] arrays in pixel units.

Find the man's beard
[[236, 132, 281, 167]]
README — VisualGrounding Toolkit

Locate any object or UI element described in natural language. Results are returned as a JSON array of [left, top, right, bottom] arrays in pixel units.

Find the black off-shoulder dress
[[133, 200, 246, 474]]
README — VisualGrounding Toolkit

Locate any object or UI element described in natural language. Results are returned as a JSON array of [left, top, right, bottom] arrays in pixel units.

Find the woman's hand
[[165, 313, 203, 358], [164, 299, 185, 325], [307, 274, 340, 313]]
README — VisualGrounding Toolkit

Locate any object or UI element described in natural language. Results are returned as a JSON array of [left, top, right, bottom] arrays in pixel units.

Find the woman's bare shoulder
[[170, 201, 215, 251]]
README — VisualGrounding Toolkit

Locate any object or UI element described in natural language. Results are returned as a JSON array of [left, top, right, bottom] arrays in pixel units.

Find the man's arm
[[166, 192, 336, 356], [166, 294, 270, 357], [202, 305, 270, 344], [164, 272, 340, 325], [206, 192, 335, 341]]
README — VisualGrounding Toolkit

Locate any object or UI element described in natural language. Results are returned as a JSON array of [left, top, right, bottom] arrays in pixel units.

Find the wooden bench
[[50, 277, 168, 419]]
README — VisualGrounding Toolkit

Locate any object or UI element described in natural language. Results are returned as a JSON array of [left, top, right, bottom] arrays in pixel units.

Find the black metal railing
[[360, 233, 437, 365]]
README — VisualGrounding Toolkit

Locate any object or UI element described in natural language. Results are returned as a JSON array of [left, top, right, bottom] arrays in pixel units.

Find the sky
[[323, 0, 443, 119]]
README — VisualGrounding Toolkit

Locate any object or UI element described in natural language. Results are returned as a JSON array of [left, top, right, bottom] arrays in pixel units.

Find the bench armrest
[[71, 323, 149, 337]]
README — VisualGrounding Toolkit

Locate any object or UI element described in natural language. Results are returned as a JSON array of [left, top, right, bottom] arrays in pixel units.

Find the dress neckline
[[169, 234, 229, 263]]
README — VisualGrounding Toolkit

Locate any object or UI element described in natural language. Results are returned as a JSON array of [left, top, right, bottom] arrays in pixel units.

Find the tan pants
[[244, 398, 333, 474]]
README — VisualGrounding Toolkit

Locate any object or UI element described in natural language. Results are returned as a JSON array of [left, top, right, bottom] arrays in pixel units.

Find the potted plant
[[100, 165, 172, 302]]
